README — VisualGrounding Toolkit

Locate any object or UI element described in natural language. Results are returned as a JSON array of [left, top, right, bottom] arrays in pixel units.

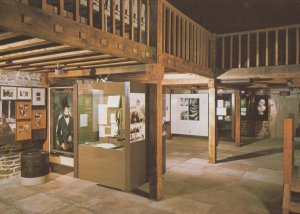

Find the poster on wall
[[130, 93, 145, 143], [189, 98, 200, 121], [255, 95, 269, 121], [32, 109, 46, 130], [179, 98, 200, 121], [50, 88, 74, 156]]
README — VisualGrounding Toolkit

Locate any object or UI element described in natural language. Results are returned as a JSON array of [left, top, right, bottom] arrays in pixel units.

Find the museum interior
[[0, 0, 300, 213]]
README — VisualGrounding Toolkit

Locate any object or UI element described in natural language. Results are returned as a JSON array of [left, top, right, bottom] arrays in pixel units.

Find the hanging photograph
[[17, 88, 32, 100], [130, 93, 145, 143], [255, 95, 269, 121], [16, 120, 31, 141], [32, 88, 46, 106], [1, 86, 17, 100], [16, 101, 32, 120], [50, 88, 73, 156], [32, 109, 46, 130], [189, 98, 200, 121]]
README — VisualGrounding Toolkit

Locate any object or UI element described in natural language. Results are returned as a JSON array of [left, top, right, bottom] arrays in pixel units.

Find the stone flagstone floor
[[0, 137, 289, 213]]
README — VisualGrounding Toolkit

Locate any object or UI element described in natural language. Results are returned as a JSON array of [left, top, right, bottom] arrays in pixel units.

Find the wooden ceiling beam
[[0, 32, 20, 41], [0, 38, 48, 51], [48, 64, 148, 78], [0, 0, 155, 63], [0, 44, 71, 61]]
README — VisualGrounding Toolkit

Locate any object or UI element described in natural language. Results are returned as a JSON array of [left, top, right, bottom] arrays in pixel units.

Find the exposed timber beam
[[0, 0, 155, 64]]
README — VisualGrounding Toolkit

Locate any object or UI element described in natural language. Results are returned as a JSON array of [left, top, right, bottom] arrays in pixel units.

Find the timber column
[[235, 90, 241, 147], [208, 80, 217, 163], [149, 0, 164, 200]]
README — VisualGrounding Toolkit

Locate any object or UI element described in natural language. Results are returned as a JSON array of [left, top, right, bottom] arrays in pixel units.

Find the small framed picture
[[16, 120, 32, 141], [17, 87, 32, 100], [32, 88, 46, 106], [32, 109, 46, 130], [16, 101, 32, 120], [1, 86, 17, 100]]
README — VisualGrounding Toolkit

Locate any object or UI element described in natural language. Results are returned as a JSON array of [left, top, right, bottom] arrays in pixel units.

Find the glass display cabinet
[[75, 82, 146, 191]]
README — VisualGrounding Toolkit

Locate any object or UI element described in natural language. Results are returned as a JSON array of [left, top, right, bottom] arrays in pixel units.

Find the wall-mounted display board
[[130, 93, 145, 143], [16, 101, 32, 120], [171, 94, 208, 136], [49, 87, 74, 157], [16, 120, 31, 141], [32, 109, 47, 130]]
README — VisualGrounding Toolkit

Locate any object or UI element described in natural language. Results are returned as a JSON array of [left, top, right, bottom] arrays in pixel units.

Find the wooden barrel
[[21, 151, 49, 185]]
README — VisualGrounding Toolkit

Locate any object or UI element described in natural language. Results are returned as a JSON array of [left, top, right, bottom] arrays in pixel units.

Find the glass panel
[[78, 84, 126, 150]]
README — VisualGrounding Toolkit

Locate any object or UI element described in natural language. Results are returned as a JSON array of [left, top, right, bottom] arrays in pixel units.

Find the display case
[[76, 82, 146, 191]]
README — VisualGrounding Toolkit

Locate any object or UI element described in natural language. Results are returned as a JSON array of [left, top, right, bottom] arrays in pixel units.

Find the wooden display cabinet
[[75, 82, 146, 191]]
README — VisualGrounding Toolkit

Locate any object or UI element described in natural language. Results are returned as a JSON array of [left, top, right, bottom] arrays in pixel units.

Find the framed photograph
[[32, 109, 46, 130], [255, 95, 269, 121], [16, 120, 32, 141], [17, 88, 32, 100], [1, 86, 17, 100], [16, 101, 32, 120], [32, 88, 46, 106], [49, 87, 74, 156]]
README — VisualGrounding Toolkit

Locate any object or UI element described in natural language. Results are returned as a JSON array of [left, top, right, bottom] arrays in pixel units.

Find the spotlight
[[54, 63, 62, 75], [89, 67, 96, 76]]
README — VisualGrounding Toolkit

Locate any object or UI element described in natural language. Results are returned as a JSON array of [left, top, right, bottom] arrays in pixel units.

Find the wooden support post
[[247, 33, 250, 67], [138, 0, 142, 43], [266, 31, 269, 66], [74, 0, 80, 22], [256, 32, 259, 67], [150, 0, 163, 63], [208, 80, 217, 164], [238, 34, 241, 68], [146, 0, 150, 45], [167, 9, 171, 54], [88, 0, 93, 27], [100, 0, 105, 31], [230, 35, 233, 68], [235, 90, 241, 147], [59, 0, 65, 17], [222, 36, 225, 69], [186, 22, 190, 61], [282, 117, 293, 212], [172, 12, 176, 56], [182, 19, 186, 59], [275, 30, 278, 66], [148, 81, 163, 200], [110, 0, 116, 34], [176, 17, 181, 58], [297, 28, 299, 65], [120, 0, 125, 37], [286, 28, 289, 65], [129, 0, 134, 41], [73, 84, 79, 178]]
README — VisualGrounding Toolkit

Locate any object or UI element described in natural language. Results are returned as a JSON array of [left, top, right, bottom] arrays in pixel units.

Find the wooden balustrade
[[216, 24, 300, 69], [162, 0, 215, 69], [23, 0, 150, 45]]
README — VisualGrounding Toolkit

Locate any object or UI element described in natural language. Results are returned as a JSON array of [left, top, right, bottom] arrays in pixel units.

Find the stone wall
[[0, 153, 21, 181]]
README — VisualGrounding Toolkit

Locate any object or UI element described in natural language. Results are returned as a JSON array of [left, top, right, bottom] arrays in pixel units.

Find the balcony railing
[[21, 0, 150, 45], [162, 0, 215, 69], [216, 24, 300, 69]]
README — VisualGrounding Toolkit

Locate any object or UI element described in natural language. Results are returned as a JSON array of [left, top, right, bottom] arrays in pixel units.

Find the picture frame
[[17, 87, 32, 100], [32, 88, 46, 106], [1, 86, 17, 100], [32, 109, 46, 130], [16, 101, 32, 120], [16, 120, 32, 141]]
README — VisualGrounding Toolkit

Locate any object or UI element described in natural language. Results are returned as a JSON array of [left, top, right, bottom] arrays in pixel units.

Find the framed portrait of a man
[[49, 87, 74, 156]]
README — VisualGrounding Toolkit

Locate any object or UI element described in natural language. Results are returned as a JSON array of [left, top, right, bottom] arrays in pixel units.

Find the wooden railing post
[[150, 0, 163, 62]]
